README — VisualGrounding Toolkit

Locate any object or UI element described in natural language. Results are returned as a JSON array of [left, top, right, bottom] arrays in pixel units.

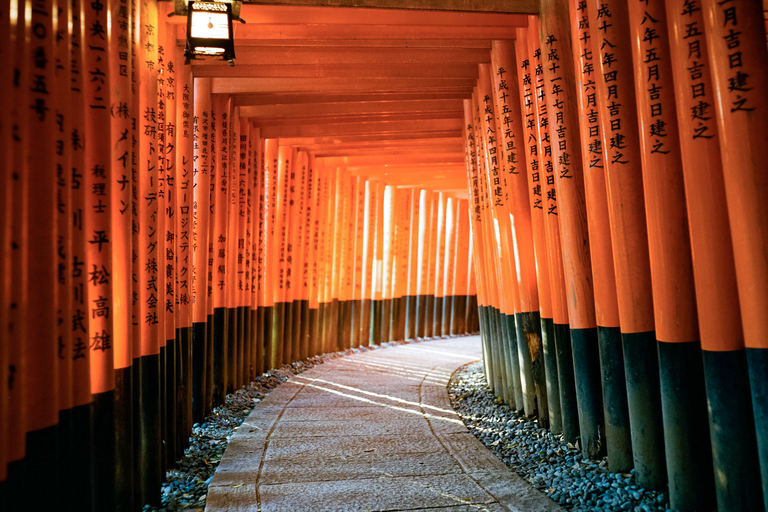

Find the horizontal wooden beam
[[212, 77, 475, 94], [239, 1, 538, 15], [234, 92, 469, 106], [194, 63, 479, 79], [238, 98, 464, 118], [194, 46, 490, 66], [262, 117, 462, 138], [318, 153, 463, 166], [276, 130, 462, 145], [231, 23, 518, 41], [251, 111, 462, 128]]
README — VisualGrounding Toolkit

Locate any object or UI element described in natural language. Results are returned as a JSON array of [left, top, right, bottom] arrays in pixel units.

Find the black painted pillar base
[[434, 296, 444, 338], [703, 349, 763, 511], [571, 327, 604, 459], [381, 298, 392, 343], [212, 307, 228, 404], [477, 306, 491, 388], [622, 332, 666, 489], [56, 406, 75, 512], [4, 459, 24, 510], [226, 307, 238, 391], [24, 424, 58, 509], [270, 302, 285, 369], [329, 298, 340, 353], [192, 321, 207, 423], [497, 311, 514, 406], [262, 306, 274, 369], [541, 317, 561, 434], [90, 390, 116, 511], [747, 347, 768, 512], [238, 306, 248, 385], [71, 402, 93, 511], [424, 295, 435, 338], [308, 307, 319, 356], [163, 339, 176, 467], [502, 313, 522, 410], [114, 366, 134, 511], [138, 353, 162, 506], [658, 340, 713, 511], [283, 301, 294, 366], [178, 326, 193, 448], [597, 326, 632, 472], [555, 323, 579, 445], [359, 298, 372, 347], [298, 300, 310, 358], [514, 312, 537, 419], [205, 314, 215, 415]]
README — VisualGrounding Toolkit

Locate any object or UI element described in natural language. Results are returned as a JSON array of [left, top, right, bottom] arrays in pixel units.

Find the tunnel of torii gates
[[0, 0, 768, 509]]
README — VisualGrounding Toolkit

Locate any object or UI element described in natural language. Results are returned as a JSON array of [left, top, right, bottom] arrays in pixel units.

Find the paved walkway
[[205, 336, 564, 512]]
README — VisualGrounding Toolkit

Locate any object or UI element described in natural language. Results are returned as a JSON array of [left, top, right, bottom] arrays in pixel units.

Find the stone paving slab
[[206, 336, 564, 512]]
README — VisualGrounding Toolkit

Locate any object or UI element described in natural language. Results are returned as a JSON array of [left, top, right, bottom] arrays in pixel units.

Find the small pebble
[[448, 361, 673, 512]]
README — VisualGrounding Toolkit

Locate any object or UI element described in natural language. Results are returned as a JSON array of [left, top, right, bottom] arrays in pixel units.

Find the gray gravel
[[448, 361, 675, 512]]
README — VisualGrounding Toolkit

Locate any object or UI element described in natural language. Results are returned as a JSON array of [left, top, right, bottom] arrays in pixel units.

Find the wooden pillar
[[525, 21, 580, 442], [585, 0, 666, 488], [625, 0, 713, 506], [702, 0, 768, 507], [539, 0, 606, 459], [405, 189, 421, 340], [110, 0, 135, 504], [513, 29, 562, 434], [568, 0, 632, 472]]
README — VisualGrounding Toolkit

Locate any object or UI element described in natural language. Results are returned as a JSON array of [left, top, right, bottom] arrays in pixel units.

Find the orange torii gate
[[1, 1, 767, 511]]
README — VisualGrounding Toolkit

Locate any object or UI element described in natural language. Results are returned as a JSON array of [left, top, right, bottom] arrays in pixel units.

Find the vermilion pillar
[[626, 0, 713, 507], [527, 21, 580, 444], [539, 0, 605, 459], [110, 0, 135, 504], [586, 0, 666, 488], [513, 30, 562, 434], [702, 0, 768, 507], [569, 0, 632, 473]]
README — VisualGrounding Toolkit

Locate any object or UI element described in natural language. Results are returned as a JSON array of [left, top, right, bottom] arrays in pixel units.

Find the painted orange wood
[[175, 46, 194, 330], [569, 0, 620, 329], [192, 78, 213, 324], [84, 0, 115, 392], [211, 95, 230, 310], [514, 27, 553, 322], [526, 20, 569, 327], [585, 0, 654, 334], [627, 0, 698, 343], [703, 0, 768, 349], [539, 1, 599, 331]]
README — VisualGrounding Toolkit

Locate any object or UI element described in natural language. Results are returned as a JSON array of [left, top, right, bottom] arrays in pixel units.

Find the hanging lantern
[[184, 1, 236, 65]]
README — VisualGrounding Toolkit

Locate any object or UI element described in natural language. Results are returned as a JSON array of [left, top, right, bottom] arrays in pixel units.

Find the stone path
[[205, 336, 564, 512]]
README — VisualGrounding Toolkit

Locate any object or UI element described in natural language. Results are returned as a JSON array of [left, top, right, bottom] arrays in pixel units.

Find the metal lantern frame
[[182, 0, 237, 65]]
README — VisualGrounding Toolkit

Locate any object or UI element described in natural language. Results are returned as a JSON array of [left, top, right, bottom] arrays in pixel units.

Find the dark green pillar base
[[704, 349, 763, 511], [114, 366, 134, 511], [658, 340, 713, 511], [747, 347, 768, 512], [516, 312, 541, 421], [622, 331, 666, 489], [597, 326, 632, 472], [24, 423, 59, 509], [90, 389, 116, 511], [555, 323, 579, 444], [571, 327, 604, 459], [213, 307, 229, 404], [138, 353, 162, 506], [541, 317, 561, 434], [192, 321, 208, 423]]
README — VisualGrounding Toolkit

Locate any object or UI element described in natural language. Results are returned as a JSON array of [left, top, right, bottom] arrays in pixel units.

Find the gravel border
[[141, 340, 413, 511], [448, 361, 675, 512]]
